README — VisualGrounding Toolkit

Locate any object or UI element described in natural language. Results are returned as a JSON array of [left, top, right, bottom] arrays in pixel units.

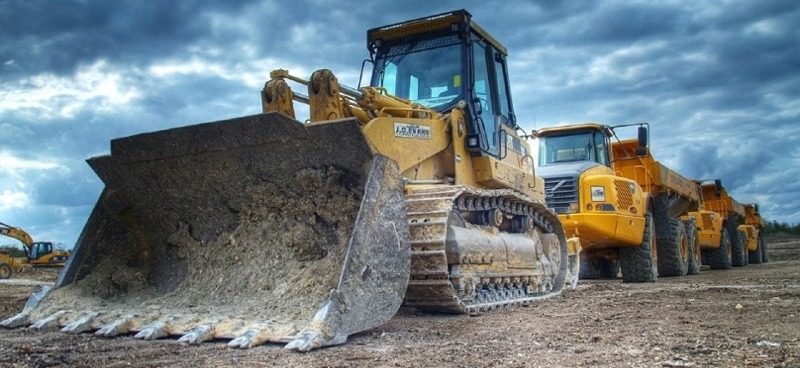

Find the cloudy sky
[[1, 1, 798, 248]]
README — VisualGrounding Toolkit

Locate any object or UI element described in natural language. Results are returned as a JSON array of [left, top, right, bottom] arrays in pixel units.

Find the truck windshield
[[538, 130, 608, 166], [371, 34, 462, 111]]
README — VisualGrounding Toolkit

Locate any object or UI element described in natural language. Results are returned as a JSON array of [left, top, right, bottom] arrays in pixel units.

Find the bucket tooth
[[61, 312, 100, 334], [95, 315, 135, 337], [284, 330, 348, 352], [178, 321, 218, 345], [285, 289, 349, 351], [2, 285, 51, 329], [30, 310, 68, 331], [134, 320, 170, 340], [1, 312, 30, 329], [228, 323, 276, 349]]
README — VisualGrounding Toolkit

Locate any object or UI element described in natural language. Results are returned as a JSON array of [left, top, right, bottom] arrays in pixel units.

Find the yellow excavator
[[2, 10, 571, 351], [0, 222, 70, 278]]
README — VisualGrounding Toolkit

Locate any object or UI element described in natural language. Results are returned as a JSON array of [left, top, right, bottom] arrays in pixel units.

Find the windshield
[[538, 131, 608, 166], [371, 34, 462, 110]]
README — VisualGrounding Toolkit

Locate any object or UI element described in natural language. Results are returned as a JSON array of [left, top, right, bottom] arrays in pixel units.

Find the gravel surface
[[1, 245, 797, 367]]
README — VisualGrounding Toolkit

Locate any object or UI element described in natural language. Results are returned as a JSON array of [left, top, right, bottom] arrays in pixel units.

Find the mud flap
[[566, 237, 582, 289], [4, 113, 411, 351]]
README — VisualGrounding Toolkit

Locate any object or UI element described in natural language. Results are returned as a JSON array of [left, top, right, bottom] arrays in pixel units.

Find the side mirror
[[357, 59, 373, 89], [714, 179, 723, 198], [637, 126, 648, 148], [635, 126, 648, 156]]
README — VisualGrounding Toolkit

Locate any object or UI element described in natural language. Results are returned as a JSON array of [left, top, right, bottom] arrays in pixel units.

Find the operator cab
[[367, 9, 515, 159], [30, 241, 53, 260]]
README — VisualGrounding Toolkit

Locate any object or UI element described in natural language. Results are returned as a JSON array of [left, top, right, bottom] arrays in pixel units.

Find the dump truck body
[[610, 139, 701, 215]]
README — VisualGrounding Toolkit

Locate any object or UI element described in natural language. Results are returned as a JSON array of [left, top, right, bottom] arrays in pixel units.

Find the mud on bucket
[[4, 113, 411, 351]]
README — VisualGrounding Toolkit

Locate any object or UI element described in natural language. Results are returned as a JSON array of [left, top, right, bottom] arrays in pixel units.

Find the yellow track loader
[[2, 10, 570, 351]]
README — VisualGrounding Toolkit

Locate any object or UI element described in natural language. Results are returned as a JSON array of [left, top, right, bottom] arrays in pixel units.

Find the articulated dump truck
[[535, 123, 719, 282], [1, 10, 571, 351], [695, 182, 766, 268], [534, 123, 651, 282], [743, 203, 769, 264]]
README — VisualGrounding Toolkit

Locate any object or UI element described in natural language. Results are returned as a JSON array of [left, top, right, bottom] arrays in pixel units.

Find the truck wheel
[[759, 234, 769, 263], [684, 218, 701, 275], [579, 259, 619, 279], [742, 230, 750, 266], [731, 229, 747, 267], [657, 219, 689, 277], [0, 263, 11, 279], [619, 213, 657, 283], [748, 233, 763, 264], [707, 227, 732, 269]]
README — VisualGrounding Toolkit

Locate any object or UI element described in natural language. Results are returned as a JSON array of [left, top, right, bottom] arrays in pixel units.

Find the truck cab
[[535, 124, 646, 245], [535, 123, 652, 282]]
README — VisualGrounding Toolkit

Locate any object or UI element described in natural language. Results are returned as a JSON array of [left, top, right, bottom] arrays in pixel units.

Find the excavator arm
[[0, 221, 33, 248]]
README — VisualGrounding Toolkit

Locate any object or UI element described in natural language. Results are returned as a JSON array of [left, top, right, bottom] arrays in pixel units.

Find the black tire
[[0, 263, 11, 279], [652, 193, 672, 242], [731, 229, 747, 267], [579, 258, 620, 279], [707, 227, 732, 269], [760, 234, 769, 263], [742, 230, 750, 266], [684, 218, 701, 275], [657, 218, 689, 277], [619, 213, 657, 283], [748, 232, 763, 264]]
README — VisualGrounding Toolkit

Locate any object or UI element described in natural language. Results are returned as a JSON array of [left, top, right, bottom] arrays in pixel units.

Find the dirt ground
[[1, 243, 798, 368]]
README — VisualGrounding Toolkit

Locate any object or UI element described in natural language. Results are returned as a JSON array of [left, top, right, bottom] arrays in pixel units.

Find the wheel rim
[[649, 219, 657, 276], [680, 233, 689, 263]]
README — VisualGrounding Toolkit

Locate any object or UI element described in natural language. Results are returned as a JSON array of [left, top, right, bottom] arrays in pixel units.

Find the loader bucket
[[4, 113, 411, 351]]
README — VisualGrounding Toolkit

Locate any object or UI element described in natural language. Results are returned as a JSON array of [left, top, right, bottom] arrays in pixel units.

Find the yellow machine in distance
[[0, 221, 70, 276], [697, 181, 750, 268], [535, 123, 761, 281], [742, 203, 768, 263]]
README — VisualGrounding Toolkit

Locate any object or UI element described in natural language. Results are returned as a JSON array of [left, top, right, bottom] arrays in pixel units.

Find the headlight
[[590, 186, 606, 202]]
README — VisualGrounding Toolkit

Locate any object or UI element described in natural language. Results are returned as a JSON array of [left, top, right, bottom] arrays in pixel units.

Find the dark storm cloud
[[1, 0, 798, 247], [0, 1, 250, 76]]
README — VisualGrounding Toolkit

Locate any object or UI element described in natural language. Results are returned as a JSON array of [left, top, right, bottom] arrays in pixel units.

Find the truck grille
[[614, 180, 634, 209], [544, 176, 578, 213], [701, 213, 714, 230]]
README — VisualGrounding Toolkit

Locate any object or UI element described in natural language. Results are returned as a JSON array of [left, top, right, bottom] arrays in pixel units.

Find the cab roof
[[367, 9, 508, 56], [534, 123, 612, 138]]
